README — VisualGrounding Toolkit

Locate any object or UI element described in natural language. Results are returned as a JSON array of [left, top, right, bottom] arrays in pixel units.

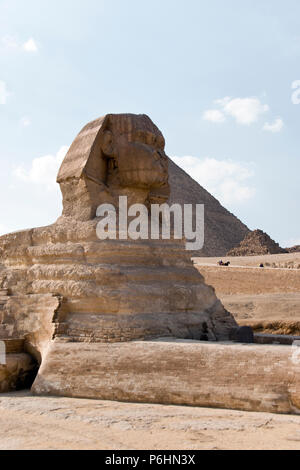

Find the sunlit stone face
[[105, 115, 169, 190]]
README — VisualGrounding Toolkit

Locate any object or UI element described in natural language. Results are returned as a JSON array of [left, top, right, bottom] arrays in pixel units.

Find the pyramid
[[168, 158, 250, 256], [287, 245, 300, 253], [227, 229, 287, 256]]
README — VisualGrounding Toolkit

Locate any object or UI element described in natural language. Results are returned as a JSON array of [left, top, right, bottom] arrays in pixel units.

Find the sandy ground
[[0, 391, 299, 450], [194, 252, 300, 268]]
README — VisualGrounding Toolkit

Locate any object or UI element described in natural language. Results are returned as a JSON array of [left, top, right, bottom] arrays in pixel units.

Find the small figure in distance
[[218, 260, 230, 266], [259, 263, 264, 268]]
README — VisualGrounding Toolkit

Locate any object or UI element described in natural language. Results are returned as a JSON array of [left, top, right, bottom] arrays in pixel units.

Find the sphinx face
[[108, 127, 169, 190]]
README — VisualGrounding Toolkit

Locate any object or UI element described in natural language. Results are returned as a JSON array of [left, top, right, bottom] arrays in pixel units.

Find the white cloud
[[204, 96, 269, 126], [22, 38, 38, 53], [172, 155, 256, 206], [20, 117, 31, 127], [203, 109, 225, 123], [13, 146, 69, 190], [1, 36, 38, 53], [263, 118, 284, 133], [0, 81, 9, 104], [218, 97, 269, 125]]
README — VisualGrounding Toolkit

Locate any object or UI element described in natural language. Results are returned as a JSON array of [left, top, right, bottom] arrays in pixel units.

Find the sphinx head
[[101, 114, 168, 190], [57, 114, 170, 220]]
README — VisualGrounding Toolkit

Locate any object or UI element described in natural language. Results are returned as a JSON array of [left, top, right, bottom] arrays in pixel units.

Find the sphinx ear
[[101, 130, 114, 157]]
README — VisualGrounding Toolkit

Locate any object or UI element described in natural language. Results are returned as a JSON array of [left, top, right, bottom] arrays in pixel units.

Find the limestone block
[[33, 339, 300, 414]]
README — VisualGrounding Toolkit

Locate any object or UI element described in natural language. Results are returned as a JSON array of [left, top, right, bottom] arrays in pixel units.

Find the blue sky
[[0, 0, 300, 246]]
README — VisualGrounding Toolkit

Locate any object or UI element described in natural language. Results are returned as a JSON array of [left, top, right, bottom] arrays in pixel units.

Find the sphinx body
[[0, 114, 236, 366]]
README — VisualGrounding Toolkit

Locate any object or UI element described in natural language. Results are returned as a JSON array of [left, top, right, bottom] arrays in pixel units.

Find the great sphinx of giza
[[1, 114, 300, 414], [0, 114, 236, 361]]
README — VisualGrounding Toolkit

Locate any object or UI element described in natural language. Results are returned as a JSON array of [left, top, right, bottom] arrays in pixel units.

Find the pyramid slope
[[168, 158, 250, 256], [227, 229, 287, 256]]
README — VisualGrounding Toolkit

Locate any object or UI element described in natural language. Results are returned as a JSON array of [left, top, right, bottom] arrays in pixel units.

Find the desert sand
[[0, 391, 300, 450], [194, 253, 300, 335]]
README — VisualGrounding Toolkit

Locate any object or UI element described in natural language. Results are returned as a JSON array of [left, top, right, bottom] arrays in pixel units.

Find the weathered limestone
[[0, 114, 236, 370], [33, 339, 300, 414]]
